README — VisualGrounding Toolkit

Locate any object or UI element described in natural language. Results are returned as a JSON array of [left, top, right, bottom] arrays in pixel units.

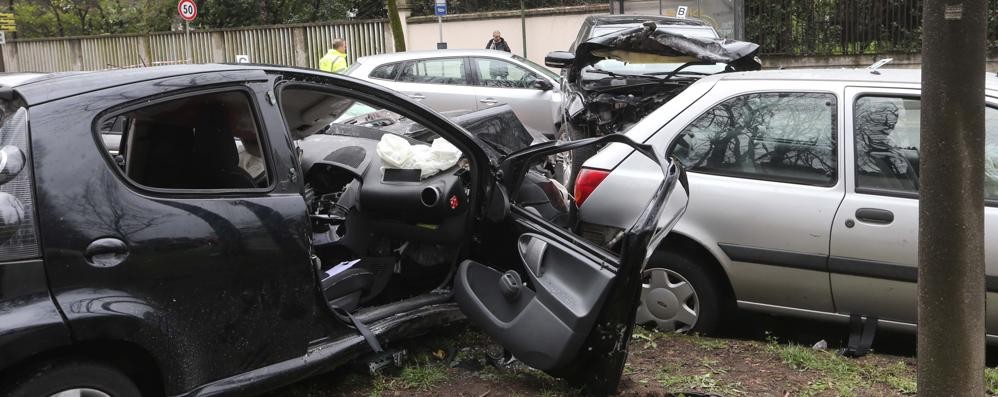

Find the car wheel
[[635, 251, 724, 335], [1, 360, 141, 397]]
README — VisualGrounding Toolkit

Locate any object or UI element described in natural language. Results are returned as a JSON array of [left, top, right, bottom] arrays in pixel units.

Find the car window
[[96, 90, 271, 191], [398, 58, 467, 86], [474, 58, 539, 89], [369, 62, 401, 80], [854, 96, 998, 201], [671, 92, 838, 186], [512, 54, 560, 81]]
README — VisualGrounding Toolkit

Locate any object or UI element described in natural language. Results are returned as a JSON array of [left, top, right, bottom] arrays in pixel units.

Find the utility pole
[[918, 0, 987, 395], [520, 0, 526, 58]]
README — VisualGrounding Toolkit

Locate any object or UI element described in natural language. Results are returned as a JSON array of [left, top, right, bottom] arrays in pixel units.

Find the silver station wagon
[[347, 49, 563, 138], [577, 68, 998, 340]]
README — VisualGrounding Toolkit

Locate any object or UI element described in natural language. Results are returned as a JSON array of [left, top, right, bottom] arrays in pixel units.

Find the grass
[[987, 367, 998, 395], [656, 362, 746, 396], [765, 341, 918, 396]]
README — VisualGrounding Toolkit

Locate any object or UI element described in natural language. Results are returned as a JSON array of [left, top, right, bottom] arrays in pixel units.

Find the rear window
[[0, 105, 41, 261], [369, 62, 402, 81]]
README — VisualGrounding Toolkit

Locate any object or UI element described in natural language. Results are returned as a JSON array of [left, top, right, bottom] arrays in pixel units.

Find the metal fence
[[409, 0, 608, 16], [1, 19, 390, 73], [745, 0, 998, 56]]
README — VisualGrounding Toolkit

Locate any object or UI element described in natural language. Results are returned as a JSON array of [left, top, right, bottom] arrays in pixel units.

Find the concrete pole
[[918, 0, 987, 396]]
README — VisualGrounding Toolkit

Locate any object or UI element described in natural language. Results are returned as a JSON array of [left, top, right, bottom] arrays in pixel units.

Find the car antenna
[[868, 58, 893, 75]]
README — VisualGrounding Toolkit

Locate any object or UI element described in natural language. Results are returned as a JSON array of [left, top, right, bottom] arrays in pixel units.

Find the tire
[[635, 251, 727, 335], [1, 360, 141, 397], [557, 123, 596, 192]]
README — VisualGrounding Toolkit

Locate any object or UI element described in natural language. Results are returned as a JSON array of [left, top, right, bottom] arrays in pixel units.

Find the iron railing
[[745, 0, 998, 56], [2, 19, 389, 73]]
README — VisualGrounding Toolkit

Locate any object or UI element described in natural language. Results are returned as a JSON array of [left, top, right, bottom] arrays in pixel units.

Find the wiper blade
[[646, 70, 712, 76], [586, 68, 665, 81]]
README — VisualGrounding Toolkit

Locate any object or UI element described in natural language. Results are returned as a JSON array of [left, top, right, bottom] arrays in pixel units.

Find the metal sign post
[[177, 0, 197, 63], [434, 0, 446, 49]]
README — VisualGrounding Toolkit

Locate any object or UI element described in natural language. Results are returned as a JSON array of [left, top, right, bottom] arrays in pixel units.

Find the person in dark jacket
[[486, 30, 511, 52]]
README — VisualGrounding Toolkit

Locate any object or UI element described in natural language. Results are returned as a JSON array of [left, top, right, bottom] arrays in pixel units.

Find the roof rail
[[868, 58, 893, 75]]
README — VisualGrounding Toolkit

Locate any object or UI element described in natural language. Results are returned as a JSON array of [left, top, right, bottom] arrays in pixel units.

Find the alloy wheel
[[635, 267, 700, 332]]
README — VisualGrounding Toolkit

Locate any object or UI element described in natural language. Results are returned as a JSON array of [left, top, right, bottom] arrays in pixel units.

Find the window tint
[[98, 91, 270, 191], [474, 58, 538, 89], [854, 96, 998, 201], [398, 58, 467, 85], [369, 62, 401, 80], [672, 92, 838, 186], [853, 97, 921, 193]]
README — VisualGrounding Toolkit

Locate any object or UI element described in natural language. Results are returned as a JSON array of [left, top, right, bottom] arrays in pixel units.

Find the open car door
[[455, 135, 689, 395]]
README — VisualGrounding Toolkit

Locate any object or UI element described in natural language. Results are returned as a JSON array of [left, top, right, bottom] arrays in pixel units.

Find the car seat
[[187, 105, 256, 189]]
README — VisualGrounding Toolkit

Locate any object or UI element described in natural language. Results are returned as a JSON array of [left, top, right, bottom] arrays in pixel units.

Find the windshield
[[591, 24, 719, 40], [588, 58, 727, 76], [512, 54, 560, 81]]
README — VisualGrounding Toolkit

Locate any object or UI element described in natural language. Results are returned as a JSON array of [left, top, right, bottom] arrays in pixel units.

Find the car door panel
[[657, 84, 845, 312], [470, 57, 559, 137], [456, 135, 689, 393], [30, 75, 314, 394], [456, 232, 614, 370], [832, 89, 998, 334], [395, 57, 478, 113]]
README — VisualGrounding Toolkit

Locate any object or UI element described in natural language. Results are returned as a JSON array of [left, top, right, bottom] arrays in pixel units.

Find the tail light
[[0, 107, 40, 261], [574, 167, 610, 207]]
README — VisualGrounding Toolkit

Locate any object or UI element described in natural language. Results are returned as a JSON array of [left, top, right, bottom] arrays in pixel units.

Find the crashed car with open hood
[[0, 65, 688, 397], [546, 21, 762, 182]]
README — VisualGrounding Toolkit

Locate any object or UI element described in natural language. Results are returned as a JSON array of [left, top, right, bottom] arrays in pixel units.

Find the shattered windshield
[[589, 58, 727, 76], [591, 25, 719, 40]]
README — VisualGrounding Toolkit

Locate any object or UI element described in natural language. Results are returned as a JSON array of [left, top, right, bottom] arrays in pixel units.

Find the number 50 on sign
[[178, 0, 197, 22]]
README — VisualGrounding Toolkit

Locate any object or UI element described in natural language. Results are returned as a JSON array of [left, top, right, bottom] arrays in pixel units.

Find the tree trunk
[[386, 0, 406, 52], [918, 0, 987, 396]]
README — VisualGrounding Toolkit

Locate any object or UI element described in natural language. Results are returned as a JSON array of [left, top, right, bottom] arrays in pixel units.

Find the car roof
[[356, 49, 515, 64], [703, 68, 998, 92], [1, 64, 270, 105], [586, 15, 710, 27]]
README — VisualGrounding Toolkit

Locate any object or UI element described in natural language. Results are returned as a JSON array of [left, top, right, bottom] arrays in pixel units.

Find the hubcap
[[635, 267, 699, 332], [50, 389, 111, 397]]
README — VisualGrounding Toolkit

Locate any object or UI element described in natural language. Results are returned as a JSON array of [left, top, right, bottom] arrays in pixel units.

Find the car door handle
[[84, 237, 129, 268], [479, 98, 498, 105], [855, 208, 894, 225], [409, 94, 426, 100]]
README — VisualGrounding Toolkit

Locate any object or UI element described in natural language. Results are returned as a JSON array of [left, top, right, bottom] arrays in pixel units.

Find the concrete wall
[[763, 52, 998, 73], [406, 5, 608, 67]]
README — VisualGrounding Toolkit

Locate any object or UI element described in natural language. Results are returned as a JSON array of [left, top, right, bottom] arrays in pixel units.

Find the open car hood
[[570, 22, 762, 79]]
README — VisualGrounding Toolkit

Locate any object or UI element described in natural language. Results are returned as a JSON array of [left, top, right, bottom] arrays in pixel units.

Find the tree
[[386, 0, 404, 51]]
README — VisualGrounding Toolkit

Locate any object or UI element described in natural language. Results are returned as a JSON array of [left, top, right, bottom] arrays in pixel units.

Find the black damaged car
[[0, 65, 688, 397], [546, 19, 762, 182]]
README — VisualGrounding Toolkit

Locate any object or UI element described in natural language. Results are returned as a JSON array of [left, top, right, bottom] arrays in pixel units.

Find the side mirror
[[532, 79, 553, 91], [545, 51, 575, 69]]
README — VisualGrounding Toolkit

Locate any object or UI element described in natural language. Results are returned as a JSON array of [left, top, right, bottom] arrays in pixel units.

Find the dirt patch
[[266, 322, 930, 397]]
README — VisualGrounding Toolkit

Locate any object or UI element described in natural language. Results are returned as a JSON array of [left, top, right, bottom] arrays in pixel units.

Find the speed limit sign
[[178, 0, 197, 21]]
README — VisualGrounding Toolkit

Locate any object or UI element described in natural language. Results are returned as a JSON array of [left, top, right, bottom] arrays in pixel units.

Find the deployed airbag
[[376, 134, 462, 179]]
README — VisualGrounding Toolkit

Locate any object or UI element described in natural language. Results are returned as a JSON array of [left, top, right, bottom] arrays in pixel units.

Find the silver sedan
[[346, 49, 563, 138]]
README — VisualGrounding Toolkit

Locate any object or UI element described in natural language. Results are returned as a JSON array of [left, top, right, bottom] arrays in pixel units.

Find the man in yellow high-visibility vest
[[319, 38, 349, 73]]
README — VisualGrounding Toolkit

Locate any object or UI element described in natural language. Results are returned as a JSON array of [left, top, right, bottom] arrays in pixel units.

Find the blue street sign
[[434, 4, 447, 16]]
